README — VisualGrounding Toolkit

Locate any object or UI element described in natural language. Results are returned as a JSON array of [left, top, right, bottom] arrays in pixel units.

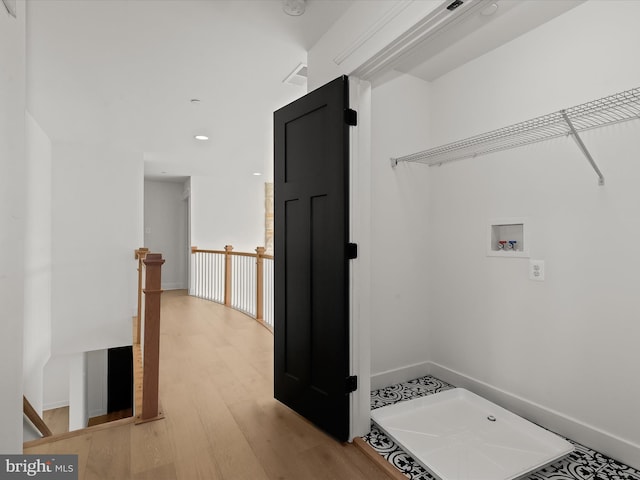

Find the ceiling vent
[[283, 63, 308, 87]]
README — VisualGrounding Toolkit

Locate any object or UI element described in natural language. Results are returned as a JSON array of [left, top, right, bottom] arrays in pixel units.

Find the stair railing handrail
[[23, 396, 53, 437], [191, 245, 274, 330], [134, 247, 149, 345]]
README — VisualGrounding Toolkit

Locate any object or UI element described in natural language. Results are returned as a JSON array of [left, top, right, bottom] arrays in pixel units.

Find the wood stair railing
[[133, 248, 165, 423], [190, 245, 274, 330], [134, 248, 149, 344], [133, 248, 147, 418], [140, 252, 164, 421], [23, 249, 164, 447], [23, 396, 53, 437]]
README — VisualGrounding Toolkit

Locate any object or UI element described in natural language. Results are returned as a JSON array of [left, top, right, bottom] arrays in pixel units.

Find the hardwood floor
[[87, 409, 133, 427], [25, 290, 389, 480], [43, 406, 70, 436]]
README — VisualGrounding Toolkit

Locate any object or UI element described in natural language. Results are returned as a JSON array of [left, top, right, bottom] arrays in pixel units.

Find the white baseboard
[[427, 361, 640, 471], [370, 360, 640, 470], [88, 408, 107, 419], [162, 282, 187, 290], [43, 400, 69, 411], [370, 361, 431, 390]]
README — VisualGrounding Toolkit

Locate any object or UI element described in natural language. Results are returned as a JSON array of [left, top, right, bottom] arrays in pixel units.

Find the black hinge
[[347, 243, 358, 260], [446, 0, 464, 11], [346, 375, 358, 394], [345, 109, 358, 126]]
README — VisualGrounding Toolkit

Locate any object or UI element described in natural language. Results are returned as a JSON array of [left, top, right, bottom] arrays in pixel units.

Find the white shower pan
[[371, 388, 573, 480]]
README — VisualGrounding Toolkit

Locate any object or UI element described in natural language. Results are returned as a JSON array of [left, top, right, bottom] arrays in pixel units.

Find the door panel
[[274, 76, 351, 441], [284, 107, 327, 183], [107, 346, 133, 414]]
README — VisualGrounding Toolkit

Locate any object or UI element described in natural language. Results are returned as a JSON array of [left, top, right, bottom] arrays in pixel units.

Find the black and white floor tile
[[363, 376, 640, 480]]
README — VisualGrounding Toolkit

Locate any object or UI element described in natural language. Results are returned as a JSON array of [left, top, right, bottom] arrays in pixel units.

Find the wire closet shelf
[[391, 86, 640, 186]]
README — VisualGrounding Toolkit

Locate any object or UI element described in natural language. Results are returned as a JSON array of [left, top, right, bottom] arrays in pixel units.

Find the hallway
[[25, 291, 387, 480]]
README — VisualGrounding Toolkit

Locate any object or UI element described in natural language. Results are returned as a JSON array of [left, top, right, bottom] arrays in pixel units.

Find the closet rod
[[391, 86, 640, 185]]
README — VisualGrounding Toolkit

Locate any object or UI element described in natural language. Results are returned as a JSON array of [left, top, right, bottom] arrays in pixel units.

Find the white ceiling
[[26, 0, 581, 183], [26, 0, 352, 181]]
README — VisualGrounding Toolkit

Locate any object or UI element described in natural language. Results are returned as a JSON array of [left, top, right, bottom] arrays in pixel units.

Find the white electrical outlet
[[529, 260, 545, 281]]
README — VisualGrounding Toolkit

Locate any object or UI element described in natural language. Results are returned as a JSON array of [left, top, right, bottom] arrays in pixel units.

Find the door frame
[[347, 77, 373, 440], [310, 4, 447, 441]]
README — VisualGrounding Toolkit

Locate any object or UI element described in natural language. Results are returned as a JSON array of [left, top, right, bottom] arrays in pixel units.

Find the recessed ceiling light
[[252, 172, 262, 176], [283, 0, 305, 16], [194, 135, 209, 141]]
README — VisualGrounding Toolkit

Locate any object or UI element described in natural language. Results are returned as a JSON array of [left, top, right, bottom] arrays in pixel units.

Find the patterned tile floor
[[363, 376, 640, 480]]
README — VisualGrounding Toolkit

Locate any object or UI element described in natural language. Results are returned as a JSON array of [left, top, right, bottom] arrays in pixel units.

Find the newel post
[[141, 253, 164, 420], [224, 245, 233, 306], [256, 247, 265, 322]]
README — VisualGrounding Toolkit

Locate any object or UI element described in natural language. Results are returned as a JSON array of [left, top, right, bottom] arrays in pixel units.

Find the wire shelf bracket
[[390, 86, 640, 186], [561, 110, 605, 186]]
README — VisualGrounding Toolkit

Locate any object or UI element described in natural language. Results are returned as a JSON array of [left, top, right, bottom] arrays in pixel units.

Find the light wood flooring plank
[[132, 463, 178, 480], [191, 380, 270, 480], [84, 425, 131, 480], [171, 446, 223, 480], [25, 291, 393, 480], [299, 441, 393, 480], [162, 391, 224, 480], [228, 398, 326, 480], [53, 434, 93, 480], [43, 407, 70, 435], [130, 417, 174, 475]]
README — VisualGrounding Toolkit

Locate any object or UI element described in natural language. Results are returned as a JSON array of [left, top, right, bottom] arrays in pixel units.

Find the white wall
[[86, 349, 108, 418], [393, 0, 640, 468], [144, 180, 188, 290], [24, 112, 52, 415], [310, 0, 640, 467], [0, 0, 26, 452], [68, 353, 88, 430], [43, 355, 70, 410], [51, 142, 143, 355], [23, 417, 41, 443], [190, 175, 264, 253], [42, 352, 93, 429], [369, 73, 432, 386]]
